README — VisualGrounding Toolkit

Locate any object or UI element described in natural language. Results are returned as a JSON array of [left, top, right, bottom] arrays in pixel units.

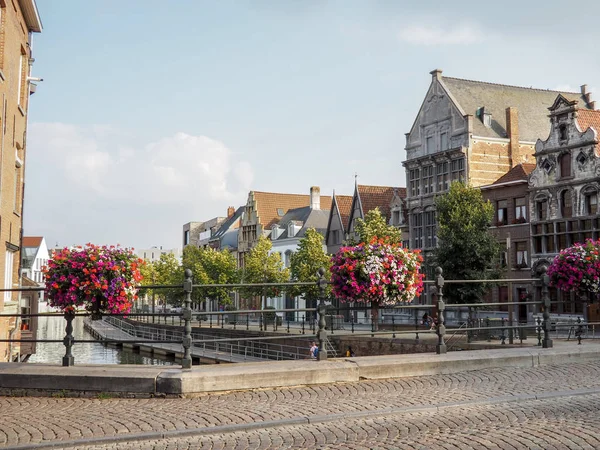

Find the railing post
[[536, 317, 542, 346], [435, 267, 447, 354], [301, 314, 305, 334], [182, 269, 193, 369], [576, 317, 583, 345], [316, 268, 328, 361], [62, 309, 75, 367], [501, 318, 506, 345], [540, 266, 553, 348]]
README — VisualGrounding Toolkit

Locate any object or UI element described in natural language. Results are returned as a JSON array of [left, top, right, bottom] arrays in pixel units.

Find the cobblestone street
[[3, 360, 600, 449]]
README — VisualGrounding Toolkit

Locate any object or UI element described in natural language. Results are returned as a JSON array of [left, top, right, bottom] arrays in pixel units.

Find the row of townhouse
[[403, 69, 600, 322], [183, 69, 600, 323], [182, 183, 406, 318]]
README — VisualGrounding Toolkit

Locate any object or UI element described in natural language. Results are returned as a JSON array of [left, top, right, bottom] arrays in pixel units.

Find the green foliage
[[182, 246, 238, 305], [140, 253, 183, 306], [433, 182, 503, 304], [289, 228, 331, 301], [354, 207, 402, 245], [239, 235, 290, 299]]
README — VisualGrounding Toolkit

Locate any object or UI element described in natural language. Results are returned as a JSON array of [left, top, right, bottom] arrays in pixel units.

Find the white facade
[[21, 237, 49, 285], [136, 247, 181, 263]]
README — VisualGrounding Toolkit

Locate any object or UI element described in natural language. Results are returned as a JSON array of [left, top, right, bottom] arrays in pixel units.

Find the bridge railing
[[0, 266, 595, 367]]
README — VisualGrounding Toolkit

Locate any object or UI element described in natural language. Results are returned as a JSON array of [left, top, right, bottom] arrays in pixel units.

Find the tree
[[154, 252, 183, 307], [182, 246, 238, 308], [433, 182, 503, 304], [239, 236, 290, 327], [354, 207, 402, 245], [289, 228, 332, 307]]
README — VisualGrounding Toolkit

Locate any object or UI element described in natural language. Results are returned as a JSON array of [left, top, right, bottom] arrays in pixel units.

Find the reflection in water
[[28, 315, 173, 366]]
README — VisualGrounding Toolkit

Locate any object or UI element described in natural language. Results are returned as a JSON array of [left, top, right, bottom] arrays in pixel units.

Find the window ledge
[[0, 70, 5, 82], [13, 211, 21, 218], [17, 105, 25, 117]]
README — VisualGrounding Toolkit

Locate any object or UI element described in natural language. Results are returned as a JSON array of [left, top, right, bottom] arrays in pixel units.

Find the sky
[[23, 0, 600, 251]]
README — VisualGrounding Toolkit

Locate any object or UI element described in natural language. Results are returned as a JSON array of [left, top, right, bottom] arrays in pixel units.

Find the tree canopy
[[354, 207, 402, 245], [289, 228, 332, 301], [140, 252, 183, 306], [433, 181, 502, 303], [182, 246, 238, 305], [239, 235, 290, 299]]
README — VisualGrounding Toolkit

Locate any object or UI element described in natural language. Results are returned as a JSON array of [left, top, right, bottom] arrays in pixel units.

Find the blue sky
[[24, 0, 600, 250]]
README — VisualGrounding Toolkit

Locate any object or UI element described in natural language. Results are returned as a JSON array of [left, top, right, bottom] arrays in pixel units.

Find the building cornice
[[17, 0, 42, 32]]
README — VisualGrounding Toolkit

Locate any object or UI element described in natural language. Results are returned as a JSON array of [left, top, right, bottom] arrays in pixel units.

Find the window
[[440, 132, 448, 151], [184, 230, 190, 245], [17, 54, 23, 105], [585, 192, 598, 215], [436, 162, 449, 192], [559, 153, 571, 179], [424, 210, 436, 248], [561, 191, 572, 218], [559, 124, 568, 141], [409, 169, 420, 197], [422, 166, 434, 194], [412, 213, 423, 249], [497, 200, 508, 226], [331, 229, 340, 245], [284, 250, 292, 268], [392, 209, 401, 226], [537, 199, 548, 220], [450, 157, 465, 182], [426, 136, 434, 153], [277, 208, 284, 216], [515, 197, 527, 223], [4, 250, 14, 302], [516, 242, 528, 268], [13, 167, 20, 212]]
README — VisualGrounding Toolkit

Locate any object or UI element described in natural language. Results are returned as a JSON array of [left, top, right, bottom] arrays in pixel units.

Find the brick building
[[0, 0, 42, 362], [403, 70, 594, 285]]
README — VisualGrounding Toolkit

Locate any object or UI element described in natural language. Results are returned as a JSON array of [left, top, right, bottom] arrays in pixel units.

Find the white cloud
[[398, 23, 484, 46], [24, 123, 253, 248]]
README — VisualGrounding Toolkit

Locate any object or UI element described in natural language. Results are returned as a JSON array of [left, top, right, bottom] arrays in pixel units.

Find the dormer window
[[483, 113, 492, 128], [559, 124, 568, 141]]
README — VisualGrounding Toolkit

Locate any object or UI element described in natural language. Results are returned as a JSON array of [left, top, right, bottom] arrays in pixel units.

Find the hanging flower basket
[[44, 244, 144, 319], [330, 238, 424, 306], [547, 238, 600, 298]]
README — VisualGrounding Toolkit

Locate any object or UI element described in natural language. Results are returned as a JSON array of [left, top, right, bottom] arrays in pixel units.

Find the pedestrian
[[309, 341, 318, 359], [345, 346, 355, 357], [422, 312, 432, 328]]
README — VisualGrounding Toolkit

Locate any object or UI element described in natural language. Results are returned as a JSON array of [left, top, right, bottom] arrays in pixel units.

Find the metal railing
[[2, 265, 596, 367]]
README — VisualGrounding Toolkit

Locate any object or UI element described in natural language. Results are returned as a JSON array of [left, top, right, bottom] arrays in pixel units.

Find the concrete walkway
[[1, 341, 599, 397]]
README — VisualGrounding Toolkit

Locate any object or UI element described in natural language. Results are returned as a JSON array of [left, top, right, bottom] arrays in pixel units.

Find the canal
[[28, 315, 174, 366]]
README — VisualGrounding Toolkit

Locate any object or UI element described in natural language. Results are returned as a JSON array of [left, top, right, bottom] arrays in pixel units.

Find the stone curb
[[8, 387, 600, 450]]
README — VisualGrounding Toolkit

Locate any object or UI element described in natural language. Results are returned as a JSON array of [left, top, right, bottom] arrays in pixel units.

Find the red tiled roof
[[22, 236, 43, 247], [253, 191, 332, 229], [335, 195, 353, 229], [357, 185, 406, 223], [577, 109, 600, 155], [492, 163, 536, 185]]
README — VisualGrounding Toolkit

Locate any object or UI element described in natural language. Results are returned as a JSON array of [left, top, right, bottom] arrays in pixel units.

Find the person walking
[[309, 341, 319, 359]]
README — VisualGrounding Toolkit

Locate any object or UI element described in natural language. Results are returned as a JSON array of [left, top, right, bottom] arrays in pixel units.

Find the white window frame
[[4, 250, 14, 302]]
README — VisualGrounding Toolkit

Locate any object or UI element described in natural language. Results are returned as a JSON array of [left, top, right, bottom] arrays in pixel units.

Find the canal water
[[28, 314, 174, 365]]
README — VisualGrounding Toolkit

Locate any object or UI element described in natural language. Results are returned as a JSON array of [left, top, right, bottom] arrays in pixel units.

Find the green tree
[[239, 236, 290, 326], [154, 252, 184, 307], [181, 246, 239, 308], [289, 228, 332, 305], [433, 182, 503, 304], [354, 207, 402, 245]]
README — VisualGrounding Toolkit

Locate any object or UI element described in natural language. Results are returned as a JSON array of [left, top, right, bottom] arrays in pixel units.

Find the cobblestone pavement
[[70, 394, 600, 449], [2, 361, 600, 449]]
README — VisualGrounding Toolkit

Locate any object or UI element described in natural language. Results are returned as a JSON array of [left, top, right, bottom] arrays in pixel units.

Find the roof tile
[[577, 109, 600, 154], [22, 236, 43, 248], [357, 185, 406, 224], [253, 191, 332, 229], [492, 163, 536, 185]]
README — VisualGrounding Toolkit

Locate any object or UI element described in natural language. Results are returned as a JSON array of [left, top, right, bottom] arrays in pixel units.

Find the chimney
[[310, 186, 320, 210], [506, 107, 519, 168], [430, 69, 443, 80], [581, 84, 588, 95], [227, 206, 235, 218]]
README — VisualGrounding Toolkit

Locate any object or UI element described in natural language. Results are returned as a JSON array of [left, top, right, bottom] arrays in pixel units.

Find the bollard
[[316, 268, 328, 361], [209, 314, 213, 328], [62, 308, 75, 367], [181, 269, 193, 369], [576, 317, 583, 345], [287, 318, 290, 334], [540, 267, 553, 348], [435, 267, 447, 354]]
